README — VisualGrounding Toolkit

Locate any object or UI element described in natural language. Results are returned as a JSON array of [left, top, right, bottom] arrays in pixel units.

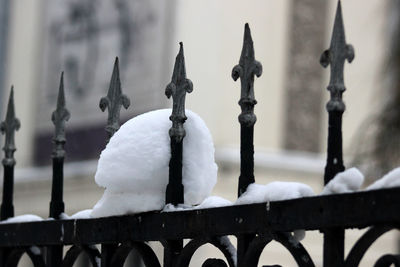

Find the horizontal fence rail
[[0, 188, 399, 247], [0, 1, 399, 267]]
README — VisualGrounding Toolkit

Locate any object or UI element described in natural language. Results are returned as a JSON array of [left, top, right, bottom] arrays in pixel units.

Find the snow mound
[[366, 167, 400, 191], [91, 109, 218, 217], [235, 182, 314, 205], [194, 196, 232, 209], [0, 214, 43, 224], [163, 196, 232, 212], [322, 168, 364, 195], [71, 209, 93, 219]]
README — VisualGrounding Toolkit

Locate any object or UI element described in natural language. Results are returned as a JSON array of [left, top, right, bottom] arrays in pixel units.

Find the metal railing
[[0, 2, 399, 267]]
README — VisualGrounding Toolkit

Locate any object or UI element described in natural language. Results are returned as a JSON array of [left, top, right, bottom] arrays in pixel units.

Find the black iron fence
[[0, 2, 399, 267]]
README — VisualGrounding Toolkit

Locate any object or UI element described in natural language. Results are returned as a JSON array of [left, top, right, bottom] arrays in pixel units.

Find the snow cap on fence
[[91, 109, 217, 217]]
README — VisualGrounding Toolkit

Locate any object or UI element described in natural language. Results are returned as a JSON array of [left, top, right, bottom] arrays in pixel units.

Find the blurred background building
[[0, 0, 399, 266]]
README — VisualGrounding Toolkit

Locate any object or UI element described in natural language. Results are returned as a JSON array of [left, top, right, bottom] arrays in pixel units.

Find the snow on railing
[[0, 1, 400, 267]]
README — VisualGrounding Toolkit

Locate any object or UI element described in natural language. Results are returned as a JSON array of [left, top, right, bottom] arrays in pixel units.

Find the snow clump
[[91, 109, 218, 217], [163, 196, 232, 212], [322, 167, 364, 195], [0, 214, 43, 224], [366, 167, 400, 190], [235, 181, 315, 205]]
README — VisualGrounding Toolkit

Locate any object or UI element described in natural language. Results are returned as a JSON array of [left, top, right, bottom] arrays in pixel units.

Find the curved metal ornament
[[243, 232, 315, 267], [61, 245, 101, 267], [5, 247, 46, 267], [345, 225, 399, 267], [0, 87, 20, 167], [175, 236, 236, 267], [374, 254, 400, 267], [111, 241, 161, 267]]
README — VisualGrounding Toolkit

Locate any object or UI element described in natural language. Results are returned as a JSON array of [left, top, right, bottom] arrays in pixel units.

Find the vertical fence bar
[[0, 87, 20, 220], [320, 2, 354, 266], [0, 87, 19, 267], [99, 58, 130, 267], [165, 42, 193, 206], [47, 72, 70, 266], [49, 72, 70, 219], [164, 42, 193, 267], [232, 24, 262, 267]]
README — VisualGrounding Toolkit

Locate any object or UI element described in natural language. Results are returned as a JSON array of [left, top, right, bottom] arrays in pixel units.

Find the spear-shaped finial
[[165, 42, 193, 142], [232, 24, 262, 197], [100, 57, 130, 142], [165, 42, 193, 206], [52, 72, 70, 158], [320, 0, 354, 113], [320, 1, 354, 185], [0, 87, 20, 166], [232, 23, 263, 127]]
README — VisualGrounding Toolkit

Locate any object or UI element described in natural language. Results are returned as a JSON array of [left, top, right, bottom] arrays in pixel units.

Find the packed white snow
[[0, 214, 43, 224], [321, 168, 364, 195], [91, 109, 218, 217], [235, 182, 315, 205], [71, 209, 93, 219], [163, 196, 232, 212], [194, 196, 232, 209], [366, 167, 400, 191]]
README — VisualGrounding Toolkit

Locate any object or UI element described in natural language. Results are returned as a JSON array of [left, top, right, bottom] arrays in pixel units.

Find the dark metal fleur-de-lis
[[232, 23, 262, 127], [165, 42, 193, 142], [100, 57, 130, 141], [0, 87, 20, 166], [232, 23, 262, 198], [52, 72, 70, 158], [320, 0, 354, 113], [321, 1, 354, 185]]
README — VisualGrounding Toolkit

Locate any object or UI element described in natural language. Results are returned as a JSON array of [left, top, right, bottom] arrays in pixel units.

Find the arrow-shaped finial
[[320, 0, 354, 112], [0, 87, 20, 166], [232, 23, 262, 127], [165, 42, 193, 142], [52, 72, 70, 158], [100, 57, 130, 141]]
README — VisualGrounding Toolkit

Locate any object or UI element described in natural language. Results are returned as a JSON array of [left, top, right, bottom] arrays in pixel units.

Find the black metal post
[[0, 165, 14, 220], [164, 42, 193, 266], [49, 72, 69, 219], [99, 59, 131, 267], [167, 139, 184, 204], [0, 87, 20, 221], [47, 72, 70, 266], [320, 2, 354, 266], [165, 42, 193, 206], [232, 23, 262, 267]]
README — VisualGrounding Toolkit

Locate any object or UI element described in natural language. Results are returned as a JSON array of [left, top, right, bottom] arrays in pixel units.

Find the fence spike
[[48, 72, 69, 267], [0, 87, 20, 167], [51, 72, 70, 159], [321, 3, 354, 266], [99, 57, 130, 142], [232, 23, 262, 197], [165, 42, 193, 142], [165, 42, 193, 206], [321, 0, 354, 184], [0, 87, 20, 220]]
